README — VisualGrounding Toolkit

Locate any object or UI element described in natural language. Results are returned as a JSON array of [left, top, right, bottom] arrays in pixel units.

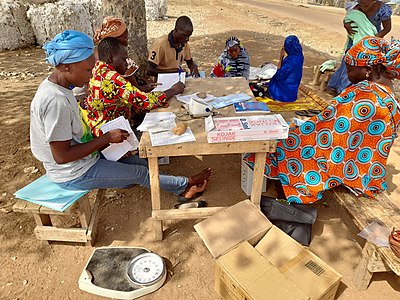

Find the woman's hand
[[139, 83, 159, 93], [124, 58, 139, 78], [280, 46, 286, 60], [124, 66, 138, 78], [344, 22, 356, 35], [170, 81, 185, 94], [189, 63, 200, 77], [164, 81, 185, 100], [107, 129, 129, 143]]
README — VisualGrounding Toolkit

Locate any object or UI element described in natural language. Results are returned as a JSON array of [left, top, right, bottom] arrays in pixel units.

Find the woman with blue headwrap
[[250, 35, 304, 102], [30, 30, 212, 204]]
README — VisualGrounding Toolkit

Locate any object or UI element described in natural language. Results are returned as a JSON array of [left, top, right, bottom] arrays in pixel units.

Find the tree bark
[[101, 0, 148, 74]]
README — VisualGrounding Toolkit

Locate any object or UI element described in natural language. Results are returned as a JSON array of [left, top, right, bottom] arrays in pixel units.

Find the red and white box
[[205, 114, 289, 143]]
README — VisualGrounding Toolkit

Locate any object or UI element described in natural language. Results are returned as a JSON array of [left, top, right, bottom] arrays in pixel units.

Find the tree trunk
[[101, 0, 148, 74]]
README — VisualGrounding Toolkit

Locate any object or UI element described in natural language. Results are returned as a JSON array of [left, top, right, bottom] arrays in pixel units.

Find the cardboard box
[[205, 114, 289, 143], [194, 200, 341, 300], [241, 155, 267, 196]]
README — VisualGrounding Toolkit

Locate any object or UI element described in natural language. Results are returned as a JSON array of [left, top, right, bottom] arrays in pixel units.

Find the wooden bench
[[332, 187, 400, 290], [13, 189, 105, 245]]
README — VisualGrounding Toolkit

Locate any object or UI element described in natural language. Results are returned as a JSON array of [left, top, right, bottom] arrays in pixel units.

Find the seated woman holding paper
[[210, 36, 250, 79], [30, 30, 212, 202], [250, 35, 304, 102], [84, 37, 184, 137], [244, 37, 400, 204]]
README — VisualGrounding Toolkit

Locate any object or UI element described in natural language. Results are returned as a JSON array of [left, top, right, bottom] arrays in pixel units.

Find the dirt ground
[[1, 0, 400, 299]]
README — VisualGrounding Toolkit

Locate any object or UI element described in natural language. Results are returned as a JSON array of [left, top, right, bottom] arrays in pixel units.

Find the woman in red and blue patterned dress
[[244, 36, 400, 204]]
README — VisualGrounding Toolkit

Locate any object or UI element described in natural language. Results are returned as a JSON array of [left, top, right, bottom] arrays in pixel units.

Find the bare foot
[[182, 181, 208, 199], [188, 168, 213, 187]]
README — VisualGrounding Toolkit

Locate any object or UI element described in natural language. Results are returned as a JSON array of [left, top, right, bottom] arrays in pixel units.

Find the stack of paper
[[248, 63, 277, 80], [100, 116, 139, 161], [153, 73, 186, 92], [138, 112, 196, 146]]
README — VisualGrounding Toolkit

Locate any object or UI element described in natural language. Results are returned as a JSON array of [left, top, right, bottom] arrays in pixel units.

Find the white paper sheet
[[100, 116, 139, 161], [293, 118, 306, 126], [186, 71, 206, 79], [153, 73, 186, 91], [176, 93, 215, 105], [208, 93, 251, 109], [205, 115, 215, 132], [137, 112, 177, 132], [249, 63, 277, 80], [149, 127, 196, 146]]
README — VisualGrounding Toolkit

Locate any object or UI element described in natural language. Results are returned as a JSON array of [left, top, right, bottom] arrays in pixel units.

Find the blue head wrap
[[43, 30, 94, 66], [284, 35, 303, 56]]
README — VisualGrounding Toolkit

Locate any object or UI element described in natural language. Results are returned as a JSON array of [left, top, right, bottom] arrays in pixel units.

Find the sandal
[[177, 191, 204, 204], [307, 109, 322, 115], [174, 200, 207, 209], [295, 110, 313, 117]]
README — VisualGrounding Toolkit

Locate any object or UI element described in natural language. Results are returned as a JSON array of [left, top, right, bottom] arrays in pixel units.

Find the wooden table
[[139, 77, 277, 240]]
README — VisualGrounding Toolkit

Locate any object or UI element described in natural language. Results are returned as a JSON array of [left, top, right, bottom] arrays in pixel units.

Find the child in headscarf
[[250, 35, 304, 102], [210, 37, 250, 79], [30, 30, 212, 203], [244, 36, 400, 205]]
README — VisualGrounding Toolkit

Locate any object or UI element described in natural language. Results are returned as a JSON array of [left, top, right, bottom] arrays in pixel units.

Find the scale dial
[[127, 252, 166, 286]]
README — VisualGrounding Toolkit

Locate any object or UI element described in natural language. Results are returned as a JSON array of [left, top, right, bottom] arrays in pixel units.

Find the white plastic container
[[241, 155, 267, 196]]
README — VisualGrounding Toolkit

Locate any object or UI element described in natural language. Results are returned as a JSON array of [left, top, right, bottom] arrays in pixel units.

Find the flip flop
[[307, 109, 322, 115], [174, 200, 207, 209], [295, 110, 314, 117], [177, 191, 204, 204]]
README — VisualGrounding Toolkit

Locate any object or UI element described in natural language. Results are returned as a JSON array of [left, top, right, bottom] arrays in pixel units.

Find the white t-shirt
[[30, 78, 98, 182]]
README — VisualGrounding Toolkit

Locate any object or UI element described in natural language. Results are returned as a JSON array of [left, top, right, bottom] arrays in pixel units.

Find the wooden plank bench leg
[[32, 214, 52, 245], [353, 243, 375, 290], [78, 195, 92, 228], [353, 242, 392, 290], [86, 189, 106, 246], [32, 213, 52, 226], [319, 73, 330, 92], [312, 65, 322, 85]]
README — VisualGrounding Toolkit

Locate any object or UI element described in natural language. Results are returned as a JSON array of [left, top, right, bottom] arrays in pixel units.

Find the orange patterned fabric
[[345, 36, 400, 79], [244, 81, 400, 204]]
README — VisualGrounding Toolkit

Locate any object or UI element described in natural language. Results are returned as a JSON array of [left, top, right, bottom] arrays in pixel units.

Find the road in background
[[236, 0, 400, 39]]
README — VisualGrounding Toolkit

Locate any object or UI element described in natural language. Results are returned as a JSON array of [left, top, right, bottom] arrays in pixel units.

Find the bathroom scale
[[78, 247, 166, 299]]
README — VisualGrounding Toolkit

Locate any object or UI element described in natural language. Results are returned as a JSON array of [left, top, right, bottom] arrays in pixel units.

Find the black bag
[[260, 196, 317, 246]]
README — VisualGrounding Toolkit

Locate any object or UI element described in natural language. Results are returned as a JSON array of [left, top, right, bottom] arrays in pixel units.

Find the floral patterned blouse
[[84, 61, 167, 136]]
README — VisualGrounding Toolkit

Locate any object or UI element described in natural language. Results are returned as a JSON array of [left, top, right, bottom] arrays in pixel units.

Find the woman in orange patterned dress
[[244, 36, 400, 204]]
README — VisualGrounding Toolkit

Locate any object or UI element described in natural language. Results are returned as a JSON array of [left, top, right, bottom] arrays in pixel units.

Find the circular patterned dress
[[243, 80, 400, 204]]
